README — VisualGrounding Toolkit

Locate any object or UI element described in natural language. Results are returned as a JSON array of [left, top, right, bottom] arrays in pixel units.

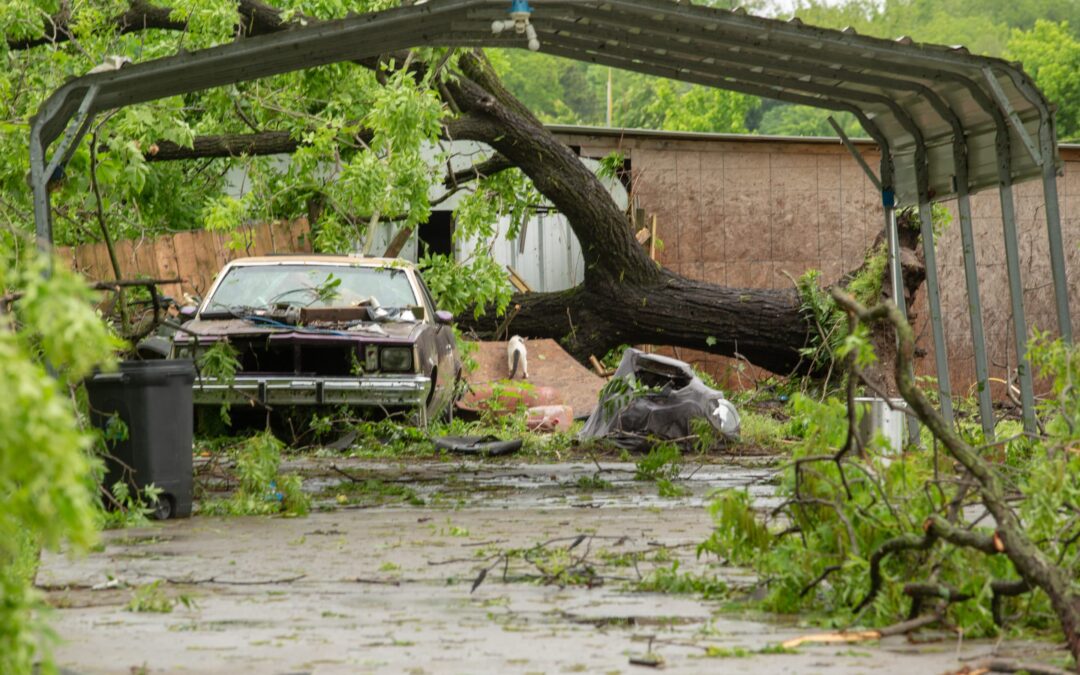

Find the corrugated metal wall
[[226, 140, 614, 293], [456, 210, 585, 292]]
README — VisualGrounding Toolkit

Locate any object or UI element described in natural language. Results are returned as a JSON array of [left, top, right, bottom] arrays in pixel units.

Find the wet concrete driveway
[[38, 459, 1060, 674]]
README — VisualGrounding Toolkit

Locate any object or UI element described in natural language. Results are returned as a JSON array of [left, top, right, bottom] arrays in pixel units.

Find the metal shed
[[30, 0, 1072, 434]]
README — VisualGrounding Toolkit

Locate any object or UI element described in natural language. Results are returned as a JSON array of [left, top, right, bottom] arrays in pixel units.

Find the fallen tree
[[8, 0, 923, 378]]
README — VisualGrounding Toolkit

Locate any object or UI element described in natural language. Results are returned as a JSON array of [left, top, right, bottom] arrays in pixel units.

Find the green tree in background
[[755, 103, 864, 138], [492, 0, 1080, 141], [643, 80, 759, 134], [489, 51, 759, 134], [1007, 21, 1080, 141]]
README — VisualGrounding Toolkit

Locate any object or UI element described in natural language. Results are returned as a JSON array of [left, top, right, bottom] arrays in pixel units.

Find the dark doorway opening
[[419, 211, 454, 256]]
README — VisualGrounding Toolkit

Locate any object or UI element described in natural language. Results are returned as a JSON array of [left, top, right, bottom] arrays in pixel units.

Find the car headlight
[[380, 346, 413, 372]]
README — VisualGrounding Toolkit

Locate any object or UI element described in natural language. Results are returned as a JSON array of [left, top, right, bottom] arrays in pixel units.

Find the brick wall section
[[556, 129, 1080, 398]]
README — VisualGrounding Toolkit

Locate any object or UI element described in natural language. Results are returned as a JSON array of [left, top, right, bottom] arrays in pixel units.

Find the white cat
[[507, 335, 529, 379]]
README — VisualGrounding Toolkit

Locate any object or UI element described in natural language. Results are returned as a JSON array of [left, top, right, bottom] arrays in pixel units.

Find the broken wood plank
[[383, 226, 414, 258], [781, 630, 881, 649], [780, 612, 942, 649], [649, 214, 658, 260], [588, 355, 613, 378], [506, 265, 533, 293]]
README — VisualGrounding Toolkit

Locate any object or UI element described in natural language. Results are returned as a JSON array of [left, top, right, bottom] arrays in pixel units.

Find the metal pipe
[[993, 66, 1072, 343], [32, 84, 99, 254], [996, 156, 1038, 432], [29, 129, 51, 253], [883, 190, 907, 320], [827, 116, 881, 192], [917, 201, 954, 426], [956, 187, 995, 438], [1037, 120, 1073, 343]]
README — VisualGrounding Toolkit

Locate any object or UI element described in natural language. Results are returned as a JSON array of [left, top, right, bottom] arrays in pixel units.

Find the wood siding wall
[[56, 219, 311, 302], [557, 130, 1080, 398]]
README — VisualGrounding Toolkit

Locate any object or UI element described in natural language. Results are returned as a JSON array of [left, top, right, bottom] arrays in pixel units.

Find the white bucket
[[854, 397, 915, 454]]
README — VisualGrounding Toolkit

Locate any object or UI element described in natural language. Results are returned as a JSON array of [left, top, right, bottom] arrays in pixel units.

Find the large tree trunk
[[445, 51, 814, 372], [473, 279, 810, 374], [23, 2, 920, 378]]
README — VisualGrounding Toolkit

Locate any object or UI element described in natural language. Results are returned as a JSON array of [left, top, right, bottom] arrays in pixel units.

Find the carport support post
[[1041, 133, 1072, 343], [31, 83, 100, 254], [955, 187, 995, 438], [998, 171, 1038, 433], [883, 189, 908, 320], [30, 130, 51, 253], [917, 202, 954, 427]]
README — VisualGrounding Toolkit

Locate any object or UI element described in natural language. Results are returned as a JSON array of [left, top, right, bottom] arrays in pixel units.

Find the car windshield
[[204, 264, 417, 314]]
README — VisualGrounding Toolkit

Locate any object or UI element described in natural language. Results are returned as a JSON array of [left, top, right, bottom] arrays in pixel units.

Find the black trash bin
[[86, 360, 196, 519]]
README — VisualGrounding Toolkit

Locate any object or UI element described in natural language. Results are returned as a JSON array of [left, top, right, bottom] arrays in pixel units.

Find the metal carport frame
[[29, 0, 1072, 432]]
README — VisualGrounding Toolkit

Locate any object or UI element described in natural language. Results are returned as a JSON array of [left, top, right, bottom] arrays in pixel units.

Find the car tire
[[151, 494, 174, 521], [433, 435, 522, 456]]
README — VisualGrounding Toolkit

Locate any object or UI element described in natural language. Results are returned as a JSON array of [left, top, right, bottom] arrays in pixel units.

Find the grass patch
[[636, 562, 727, 599], [127, 580, 196, 613], [702, 644, 796, 658], [575, 474, 613, 490], [321, 478, 424, 507], [738, 410, 790, 451]]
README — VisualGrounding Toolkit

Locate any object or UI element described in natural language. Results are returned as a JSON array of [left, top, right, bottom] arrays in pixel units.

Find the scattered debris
[[781, 612, 942, 649], [589, 354, 614, 378], [506, 265, 533, 293], [526, 405, 573, 432], [780, 630, 883, 649], [457, 381, 559, 414], [629, 653, 665, 668], [945, 659, 1071, 675], [433, 435, 523, 457], [461, 339, 605, 416]]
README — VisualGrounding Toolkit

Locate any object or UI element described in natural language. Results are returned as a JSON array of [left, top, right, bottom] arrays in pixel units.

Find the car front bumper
[[193, 375, 431, 407]]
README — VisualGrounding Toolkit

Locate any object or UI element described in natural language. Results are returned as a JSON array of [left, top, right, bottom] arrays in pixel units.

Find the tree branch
[[8, 1, 183, 50], [445, 153, 513, 189], [145, 131, 303, 162], [6, 0, 301, 51], [833, 288, 1080, 664]]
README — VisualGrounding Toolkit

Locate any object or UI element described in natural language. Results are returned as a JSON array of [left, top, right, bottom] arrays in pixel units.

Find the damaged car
[[170, 256, 461, 423]]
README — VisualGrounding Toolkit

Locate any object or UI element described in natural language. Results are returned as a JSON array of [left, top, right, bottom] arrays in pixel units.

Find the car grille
[[232, 338, 357, 376]]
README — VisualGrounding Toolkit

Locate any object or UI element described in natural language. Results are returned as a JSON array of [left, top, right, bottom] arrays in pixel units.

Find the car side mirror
[[435, 310, 454, 325], [179, 305, 198, 319]]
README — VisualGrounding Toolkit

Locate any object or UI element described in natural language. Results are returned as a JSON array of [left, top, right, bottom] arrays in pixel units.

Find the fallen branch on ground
[[780, 612, 942, 649]]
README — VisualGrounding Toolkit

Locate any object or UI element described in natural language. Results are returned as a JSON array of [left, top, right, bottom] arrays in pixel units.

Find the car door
[[415, 275, 458, 411]]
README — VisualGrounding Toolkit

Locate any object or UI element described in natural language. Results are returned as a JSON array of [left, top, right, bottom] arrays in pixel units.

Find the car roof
[[225, 255, 415, 269]]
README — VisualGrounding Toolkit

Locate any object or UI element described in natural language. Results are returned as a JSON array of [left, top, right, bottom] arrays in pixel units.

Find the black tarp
[[579, 349, 740, 451]]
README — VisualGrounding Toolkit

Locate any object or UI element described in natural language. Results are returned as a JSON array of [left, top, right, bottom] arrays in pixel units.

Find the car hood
[[175, 318, 425, 344]]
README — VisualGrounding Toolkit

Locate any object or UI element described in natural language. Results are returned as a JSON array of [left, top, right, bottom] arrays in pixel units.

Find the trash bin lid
[[112, 359, 196, 384]]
